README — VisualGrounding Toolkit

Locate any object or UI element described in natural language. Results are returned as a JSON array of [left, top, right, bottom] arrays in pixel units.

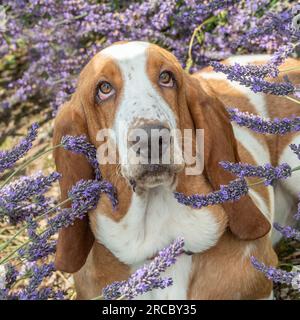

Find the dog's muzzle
[[122, 123, 184, 189]]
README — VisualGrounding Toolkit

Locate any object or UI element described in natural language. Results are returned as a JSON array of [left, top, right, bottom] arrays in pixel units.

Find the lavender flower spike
[[0, 123, 39, 174], [210, 43, 294, 80], [251, 256, 298, 288], [174, 178, 248, 209], [102, 237, 184, 300], [45, 179, 118, 236], [227, 108, 300, 135], [210, 61, 295, 96], [68, 179, 118, 212], [17, 262, 63, 300], [61, 135, 101, 181], [296, 200, 300, 221], [47, 179, 105, 232], [220, 161, 291, 186], [273, 223, 300, 241], [290, 144, 300, 160], [0, 172, 61, 224]]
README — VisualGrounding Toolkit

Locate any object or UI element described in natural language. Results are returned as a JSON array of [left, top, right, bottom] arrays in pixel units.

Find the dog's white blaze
[[94, 185, 220, 299], [101, 41, 178, 166]]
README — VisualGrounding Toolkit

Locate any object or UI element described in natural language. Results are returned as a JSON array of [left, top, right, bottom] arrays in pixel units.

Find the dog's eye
[[97, 81, 115, 101], [159, 71, 174, 88]]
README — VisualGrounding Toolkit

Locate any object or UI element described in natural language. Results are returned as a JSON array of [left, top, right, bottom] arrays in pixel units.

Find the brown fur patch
[[187, 233, 277, 299]]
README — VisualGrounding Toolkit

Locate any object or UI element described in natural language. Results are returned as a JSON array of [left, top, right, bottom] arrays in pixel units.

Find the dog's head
[[71, 41, 193, 193], [94, 42, 186, 190], [53, 41, 270, 273]]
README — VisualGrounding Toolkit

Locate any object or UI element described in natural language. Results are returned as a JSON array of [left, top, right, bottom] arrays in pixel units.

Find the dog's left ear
[[53, 95, 95, 273], [185, 75, 271, 240]]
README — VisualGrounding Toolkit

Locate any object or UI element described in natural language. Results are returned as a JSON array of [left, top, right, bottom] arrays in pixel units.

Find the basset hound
[[53, 41, 300, 300]]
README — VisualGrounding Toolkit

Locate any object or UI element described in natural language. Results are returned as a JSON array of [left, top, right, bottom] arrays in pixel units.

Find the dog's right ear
[[53, 95, 95, 273], [185, 75, 271, 240]]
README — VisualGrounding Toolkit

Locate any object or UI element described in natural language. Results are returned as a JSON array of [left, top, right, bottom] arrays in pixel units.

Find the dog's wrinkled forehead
[[100, 41, 177, 131]]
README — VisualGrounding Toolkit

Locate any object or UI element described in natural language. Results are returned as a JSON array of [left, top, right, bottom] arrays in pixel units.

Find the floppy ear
[[53, 95, 95, 273], [185, 75, 271, 240]]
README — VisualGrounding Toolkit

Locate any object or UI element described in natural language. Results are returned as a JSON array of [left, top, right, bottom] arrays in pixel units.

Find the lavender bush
[[0, 0, 300, 300], [0, 0, 297, 113]]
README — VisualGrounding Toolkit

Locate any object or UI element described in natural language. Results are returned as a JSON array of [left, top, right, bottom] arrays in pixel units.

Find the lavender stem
[[285, 96, 300, 105]]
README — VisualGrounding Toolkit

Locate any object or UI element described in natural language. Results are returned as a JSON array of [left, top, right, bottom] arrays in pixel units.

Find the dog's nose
[[128, 123, 171, 163]]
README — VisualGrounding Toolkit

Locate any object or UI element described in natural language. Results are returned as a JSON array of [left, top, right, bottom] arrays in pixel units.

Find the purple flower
[[18, 179, 117, 264], [68, 179, 118, 212], [210, 61, 295, 96], [18, 238, 57, 262], [0, 123, 39, 174], [61, 135, 101, 181], [0, 172, 61, 224], [18, 287, 64, 300], [290, 144, 300, 160], [16, 262, 63, 300], [43, 179, 117, 240], [251, 256, 298, 287], [219, 161, 292, 186], [213, 44, 294, 79], [1, 1, 294, 113], [43, 180, 103, 235], [174, 178, 248, 209], [296, 200, 300, 221], [102, 237, 184, 299], [227, 108, 300, 135], [269, 44, 296, 76], [1, 172, 60, 204], [102, 281, 126, 300], [4, 263, 18, 289], [234, 10, 298, 53], [0, 264, 19, 300], [273, 223, 300, 241], [1, 178, 115, 299]]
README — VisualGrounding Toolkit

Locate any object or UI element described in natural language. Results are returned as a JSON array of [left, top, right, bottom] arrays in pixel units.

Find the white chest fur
[[94, 185, 220, 299]]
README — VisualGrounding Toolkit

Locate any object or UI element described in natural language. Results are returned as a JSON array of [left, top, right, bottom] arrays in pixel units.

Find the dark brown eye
[[159, 71, 174, 87], [99, 81, 112, 94]]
